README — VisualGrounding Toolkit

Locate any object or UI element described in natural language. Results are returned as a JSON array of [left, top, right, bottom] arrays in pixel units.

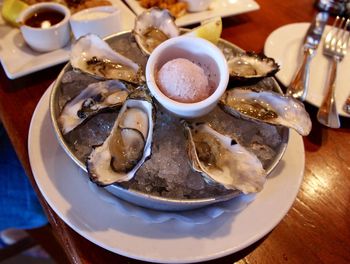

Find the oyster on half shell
[[184, 122, 266, 194], [219, 88, 312, 136], [133, 8, 180, 55], [71, 34, 142, 84], [227, 52, 279, 80], [87, 90, 154, 186], [58, 80, 129, 134]]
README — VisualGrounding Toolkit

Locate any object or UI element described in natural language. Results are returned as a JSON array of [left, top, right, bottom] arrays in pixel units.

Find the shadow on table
[[304, 103, 350, 153]]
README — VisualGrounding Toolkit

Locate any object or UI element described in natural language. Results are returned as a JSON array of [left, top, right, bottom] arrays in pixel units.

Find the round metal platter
[[50, 31, 289, 211]]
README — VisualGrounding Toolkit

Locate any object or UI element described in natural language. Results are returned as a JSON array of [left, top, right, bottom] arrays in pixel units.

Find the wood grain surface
[[0, 0, 349, 263]]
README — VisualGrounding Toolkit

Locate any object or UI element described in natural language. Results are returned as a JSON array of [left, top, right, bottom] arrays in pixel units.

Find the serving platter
[[28, 86, 304, 262], [50, 31, 289, 211]]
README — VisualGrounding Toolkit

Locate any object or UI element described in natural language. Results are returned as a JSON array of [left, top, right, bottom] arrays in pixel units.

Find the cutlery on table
[[286, 12, 329, 100], [317, 17, 350, 128]]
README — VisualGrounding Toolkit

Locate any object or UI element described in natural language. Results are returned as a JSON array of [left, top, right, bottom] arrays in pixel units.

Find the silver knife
[[286, 12, 329, 101]]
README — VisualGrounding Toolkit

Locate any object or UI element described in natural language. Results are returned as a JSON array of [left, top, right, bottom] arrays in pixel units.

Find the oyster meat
[[220, 88, 312, 136], [133, 8, 180, 55], [58, 80, 129, 134], [87, 91, 154, 186], [70, 34, 142, 83], [184, 122, 266, 194], [227, 52, 279, 80]]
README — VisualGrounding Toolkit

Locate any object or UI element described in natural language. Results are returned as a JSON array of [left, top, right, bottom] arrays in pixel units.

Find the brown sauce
[[24, 9, 65, 29]]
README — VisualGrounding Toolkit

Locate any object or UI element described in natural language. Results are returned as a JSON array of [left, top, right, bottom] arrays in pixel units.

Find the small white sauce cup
[[17, 2, 71, 52], [146, 36, 229, 118], [180, 0, 213, 12], [69, 6, 121, 40]]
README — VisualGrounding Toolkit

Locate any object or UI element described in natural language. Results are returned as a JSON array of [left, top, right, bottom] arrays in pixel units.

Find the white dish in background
[[17, 2, 71, 52], [0, 0, 135, 79], [70, 6, 121, 39], [264, 23, 350, 117], [124, 0, 260, 27], [28, 84, 304, 263]]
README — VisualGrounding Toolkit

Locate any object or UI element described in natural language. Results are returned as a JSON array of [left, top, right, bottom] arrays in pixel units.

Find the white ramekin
[[17, 2, 71, 52], [146, 36, 229, 118], [69, 6, 121, 40]]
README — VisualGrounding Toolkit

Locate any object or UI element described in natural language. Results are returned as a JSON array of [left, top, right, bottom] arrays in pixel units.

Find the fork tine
[[334, 18, 349, 52], [333, 16, 341, 28], [335, 17, 345, 37], [343, 29, 350, 52], [342, 18, 349, 31], [326, 17, 341, 45], [339, 19, 350, 51], [328, 17, 348, 51]]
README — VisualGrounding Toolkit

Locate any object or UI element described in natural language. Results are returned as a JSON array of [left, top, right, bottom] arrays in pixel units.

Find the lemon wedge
[[185, 17, 222, 44], [1, 0, 28, 27]]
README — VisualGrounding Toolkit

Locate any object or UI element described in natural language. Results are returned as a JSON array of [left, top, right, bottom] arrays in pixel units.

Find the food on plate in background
[[156, 58, 213, 103], [138, 0, 187, 17], [138, 0, 213, 17], [22, 0, 112, 14], [60, 0, 112, 13], [1, 0, 112, 26]]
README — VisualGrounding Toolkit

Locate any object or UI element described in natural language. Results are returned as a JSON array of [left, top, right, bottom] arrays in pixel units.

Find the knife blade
[[286, 12, 329, 101]]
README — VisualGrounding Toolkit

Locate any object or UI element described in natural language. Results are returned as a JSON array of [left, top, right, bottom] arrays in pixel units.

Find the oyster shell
[[71, 34, 142, 83], [227, 52, 279, 80], [87, 91, 154, 186], [220, 88, 312, 136], [58, 80, 129, 134], [184, 122, 266, 194], [133, 8, 180, 55]]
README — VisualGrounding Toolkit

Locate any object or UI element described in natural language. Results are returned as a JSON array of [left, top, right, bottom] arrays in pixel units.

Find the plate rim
[[28, 85, 305, 263]]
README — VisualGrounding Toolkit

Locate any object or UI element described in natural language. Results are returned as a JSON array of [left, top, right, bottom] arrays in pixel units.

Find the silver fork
[[317, 17, 350, 128]]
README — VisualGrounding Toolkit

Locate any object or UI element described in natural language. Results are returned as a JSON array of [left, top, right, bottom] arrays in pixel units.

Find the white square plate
[[124, 0, 259, 27], [0, 0, 135, 79]]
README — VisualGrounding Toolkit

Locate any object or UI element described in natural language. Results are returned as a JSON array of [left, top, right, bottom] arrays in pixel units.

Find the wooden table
[[1, 0, 349, 263]]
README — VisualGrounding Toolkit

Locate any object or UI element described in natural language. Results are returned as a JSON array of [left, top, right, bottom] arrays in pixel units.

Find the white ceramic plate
[[28, 84, 305, 263], [124, 0, 259, 27], [264, 23, 350, 117], [0, 0, 135, 79]]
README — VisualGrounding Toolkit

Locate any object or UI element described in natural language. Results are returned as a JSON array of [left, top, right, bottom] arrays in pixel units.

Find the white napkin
[[88, 181, 255, 224]]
